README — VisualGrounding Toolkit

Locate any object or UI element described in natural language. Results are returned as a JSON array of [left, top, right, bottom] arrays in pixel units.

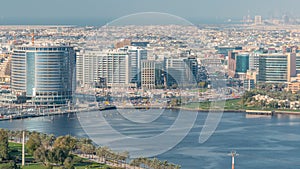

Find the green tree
[[26, 131, 42, 155], [53, 135, 77, 153], [96, 146, 111, 163], [63, 157, 74, 169], [52, 147, 68, 165], [80, 144, 95, 158], [33, 147, 48, 165], [198, 81, 207, 88], [0, 160, 18, 169], [170, 98, 181, 107], [0, 129, 9, 162]]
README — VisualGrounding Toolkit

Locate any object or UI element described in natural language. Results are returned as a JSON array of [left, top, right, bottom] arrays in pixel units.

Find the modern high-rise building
[[236, 53, 249, 73], [76, 49, 104, 87], [98, 50, 131, 87], [228, 52, 249, 78], [254, 15, 262, 25], [258, 53, 296, 83], [11, 45, 76, 105], [164, 57, 198, 86], [249, 51, 262, 70], [141, 60, 163, 89], [296, 53, 300, 71], [76, 50, 84, 86], [127, 46, 147, 85], [77, 46, 148, 88]]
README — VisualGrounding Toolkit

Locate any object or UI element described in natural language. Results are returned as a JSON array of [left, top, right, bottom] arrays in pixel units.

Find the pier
[[246, 110, 274, 116]]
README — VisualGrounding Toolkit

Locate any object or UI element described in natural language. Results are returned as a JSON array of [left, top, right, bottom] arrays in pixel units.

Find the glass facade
[[11, 46, 76, 105], [258, 54, 287, 83], [236, 54, 249, 73], [296, 54, 300, 70], [98, 52, 130, 86]]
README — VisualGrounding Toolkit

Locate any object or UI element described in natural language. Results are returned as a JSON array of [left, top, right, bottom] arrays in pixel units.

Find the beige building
[[141, 60, 163, 89], [0, 53, 11, 84], [286, 74, 300, 94]]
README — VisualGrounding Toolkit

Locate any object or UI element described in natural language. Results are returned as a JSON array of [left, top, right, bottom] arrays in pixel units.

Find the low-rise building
[[286, 74, 300, 93]]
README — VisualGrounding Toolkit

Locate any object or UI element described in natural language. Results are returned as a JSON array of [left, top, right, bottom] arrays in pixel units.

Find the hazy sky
[[0, 0, 299, 25]]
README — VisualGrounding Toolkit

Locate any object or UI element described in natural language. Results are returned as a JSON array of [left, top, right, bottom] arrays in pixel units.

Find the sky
[[0, 0, 299, 25]]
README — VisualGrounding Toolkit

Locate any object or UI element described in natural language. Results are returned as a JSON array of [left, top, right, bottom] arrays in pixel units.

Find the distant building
[[76, 51, 84, 86], [243, 79, 255, 91], [228, 52, 249, 79], [11, 45, 76, 105], [76, 49, 110, 88], [249, 50, 263, 70], [258, 53, 296, 83], [0, 53, 11, 84], [246, 69, 258, 84], [98, 50, 131, 87], [254, 15, 262, 25], [131, 42, 149, 47], [114, 39, 131, 49], [141, 60, 163, 89], [286, 75, 300, 93], [127, 46, 148, 85], [77, 46, 148, 88], [200, 57, 223, 66], [164, 57, 198, 86], [283, 15, 289, 24], [216, 46, 242, 56], [296, 53, 300, 71]]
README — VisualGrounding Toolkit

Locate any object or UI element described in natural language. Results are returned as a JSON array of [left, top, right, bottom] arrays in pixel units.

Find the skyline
[[0, 0, 299, 25]]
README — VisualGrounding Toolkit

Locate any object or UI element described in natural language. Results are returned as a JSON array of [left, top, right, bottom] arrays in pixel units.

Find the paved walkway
[[76, 154, 145, 169]]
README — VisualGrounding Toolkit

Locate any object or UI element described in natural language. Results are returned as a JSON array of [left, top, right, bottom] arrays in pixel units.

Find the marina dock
[[246, 110, 274, 116]]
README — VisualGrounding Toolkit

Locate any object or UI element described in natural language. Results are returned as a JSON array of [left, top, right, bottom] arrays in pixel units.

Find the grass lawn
[[9, 142, 34, 160], [8, 142, 108, 169], [183, 98, 245, 111], [22, 162, 106, 169], [188, 88, 207, 93]]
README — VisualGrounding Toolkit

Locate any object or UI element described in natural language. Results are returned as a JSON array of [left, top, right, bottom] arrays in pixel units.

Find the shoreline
[[116, 106, 300, 115], [1, 106, 300, 122]]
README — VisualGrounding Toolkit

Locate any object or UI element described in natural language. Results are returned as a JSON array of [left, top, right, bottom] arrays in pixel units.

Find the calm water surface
[[0, 110, 299, 169]]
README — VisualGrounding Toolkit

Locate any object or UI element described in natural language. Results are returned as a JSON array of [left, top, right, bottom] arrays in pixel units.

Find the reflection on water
[[0, 110, 300, 169]]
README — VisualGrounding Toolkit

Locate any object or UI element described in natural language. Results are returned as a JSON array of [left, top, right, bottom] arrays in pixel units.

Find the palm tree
[[120, 151, 129, 168], [7, 130, 15, 141], [151, 158, 160, 169], [174, 164, 181, 169], [130, 159, 140, 169], [163, 160, 169, 169], [96, 146, 110, 163]]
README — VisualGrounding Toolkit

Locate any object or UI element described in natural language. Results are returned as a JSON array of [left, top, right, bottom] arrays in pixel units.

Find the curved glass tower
[[11, 46, 76, 105]]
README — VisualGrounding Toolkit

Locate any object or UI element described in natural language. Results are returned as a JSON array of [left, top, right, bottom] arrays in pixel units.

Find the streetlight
[[228, 151, 239, 169], [22, 130, 25, 166]]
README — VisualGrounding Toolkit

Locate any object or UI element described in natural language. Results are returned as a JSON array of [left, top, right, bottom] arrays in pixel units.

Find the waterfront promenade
[[2, 100, 300, 122]]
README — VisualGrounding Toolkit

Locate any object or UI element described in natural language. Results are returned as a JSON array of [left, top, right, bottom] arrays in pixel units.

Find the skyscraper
[[254, 15, 262, 25], [98, 50, 131, 87], [127, 46, 147, 85], [295, 53, 300, 71], [81, 50, 102, 86], [249, 50, 262, 70], [164, 57, 198, 86], [258, 53, 296, 83], [141, 60, 163, 89], [228, 52, 249, 79], [11, 45, 76, 105]]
